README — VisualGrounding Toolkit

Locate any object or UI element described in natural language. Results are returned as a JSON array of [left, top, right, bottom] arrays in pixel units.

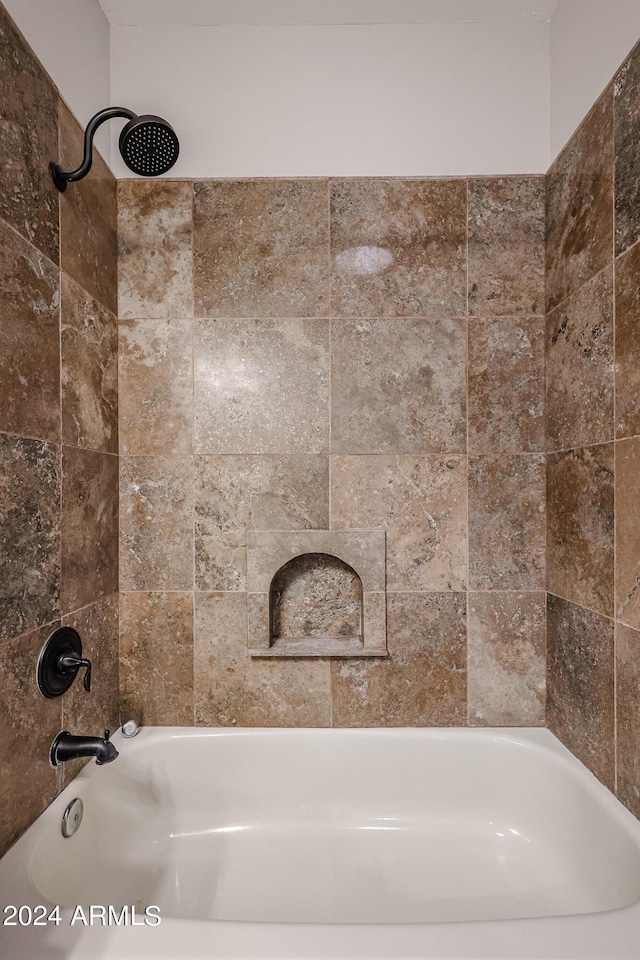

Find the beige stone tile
[[616, 621, 640, 819], [195, 592, 331, 726], [120, 457, 194, 591], [194, 318, 329, 454], [330, 593, 466, 726], [331, 318, 466, 454], [61, 446, 118, 613], [468, 177, 545, 317], [246, 529, 386, 595], [0, 623, 62, 857], [193, 179, 330, 318], [61, 273, 118, 454], [547, 445, 614, 617], [468, 455, 545, 591], [468, 592, 545, 726], [468, 317, 545, 454], [0, 6, 59, 263], [119, 318, 193, 456], [62, 594, 120, 783], [615, 241, 640, 439], [0, 218, 60, 442], [59, 102, 117, 315], [195, 455, 328, 591], [330, 179, 466, 318], [546, 268, 614, 451], [546, 89, 614, 311], [118, 180, 193, 320], [616, 437, 640, 629], [331, 455, 467, 592], [614, 42, 640, 256], [0, 435, 60, 641], [547, 595, 614, 790], [120, 592, 193, 726]]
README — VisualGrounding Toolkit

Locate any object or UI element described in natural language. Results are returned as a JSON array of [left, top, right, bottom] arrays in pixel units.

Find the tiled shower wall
[[117, 176, 547, 727], [545, 38, 640, 819], [0, 6, 119, 856]]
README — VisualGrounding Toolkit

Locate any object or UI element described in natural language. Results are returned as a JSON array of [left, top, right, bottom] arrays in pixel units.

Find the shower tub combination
[[1, 727, 640, 959]]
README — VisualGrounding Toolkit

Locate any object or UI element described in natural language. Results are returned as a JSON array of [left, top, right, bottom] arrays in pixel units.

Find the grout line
[[0, 428, 120, 457], [465, 178, 471, 728], [612, 114, 618, 796], [546, 438, 617, 458], [546, 591, 616, 624]]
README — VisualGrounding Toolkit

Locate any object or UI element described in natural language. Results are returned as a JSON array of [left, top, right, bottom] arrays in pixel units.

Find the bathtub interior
[[25, 728, 640, 925]]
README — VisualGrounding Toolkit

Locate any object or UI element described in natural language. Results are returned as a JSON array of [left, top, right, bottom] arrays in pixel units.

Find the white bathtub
[[1, 727, 640, 959]]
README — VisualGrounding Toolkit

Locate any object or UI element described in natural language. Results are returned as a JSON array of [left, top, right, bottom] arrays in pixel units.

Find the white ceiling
[[99, 0, 560, 27]]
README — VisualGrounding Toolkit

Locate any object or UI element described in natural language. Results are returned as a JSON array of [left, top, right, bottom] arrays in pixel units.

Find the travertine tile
[[247, 529, 386, 595], [546, 268, 614, 451], [0, 5, 59, 263], [0, 218, 59, 442], [468, 592, 545, 726], [547, 594, 614, 790], [468, 455, 545, 591], [61, 273, 118, 454], [615, 241, 640, 439], [62, 594, 119, 783], [118, 180, 193, 320], [546, 89, 614, 312], [331, 318, 466, 454], [547, 445, 614, 616], [120, 592, 193, 725], [0, 623, 62, 858], [195, 455, 329, 591], [330, 593, 466, 726], [468, 177, 545, 317], [120, 457, 194, 591], [330, 179, 466, 318], [0, 435, 60, 641], [193, 180, 329, 318], [331, 455, 467, 592], [59, 102, 117, 314], [616, 437, 640, 629], [614, 41, 640, 256], [194, 318, 329, 454], [616, 621, 640, 819], [195, 592, 331, 726], [119, 318, 193, 456], [468, 317, 545, 454], [61, 446, 118, 612]]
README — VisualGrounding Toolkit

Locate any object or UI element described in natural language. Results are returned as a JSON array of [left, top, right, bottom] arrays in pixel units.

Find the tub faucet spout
[[50, 729, 119, 766]]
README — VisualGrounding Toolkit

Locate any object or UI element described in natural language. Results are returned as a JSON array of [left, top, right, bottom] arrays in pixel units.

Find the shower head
[[50, 106, 180, 192], [119, 115, 180, 177]]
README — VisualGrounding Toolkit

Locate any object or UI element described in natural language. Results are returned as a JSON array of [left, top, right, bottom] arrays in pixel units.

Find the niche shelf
[[246, 530, 387, 658]]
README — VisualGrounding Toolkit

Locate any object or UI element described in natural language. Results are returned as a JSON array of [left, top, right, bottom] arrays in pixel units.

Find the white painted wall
[[8, 0, 640, 178], [3, 0, 112, 162], [108, 20, 550, 178], [550, 0, 640, 161]]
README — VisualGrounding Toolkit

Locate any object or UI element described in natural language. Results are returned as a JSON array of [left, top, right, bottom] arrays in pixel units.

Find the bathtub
[[1, 727, 640, 959]]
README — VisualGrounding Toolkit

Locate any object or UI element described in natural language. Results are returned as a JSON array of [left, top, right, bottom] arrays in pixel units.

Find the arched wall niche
[[246, 530, 387, 658]]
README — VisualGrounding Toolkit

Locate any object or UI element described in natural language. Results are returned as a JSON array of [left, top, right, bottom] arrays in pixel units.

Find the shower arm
[[49, 106, 136, 192]]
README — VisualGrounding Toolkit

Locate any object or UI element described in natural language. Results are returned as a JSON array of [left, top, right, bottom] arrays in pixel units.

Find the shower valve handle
[[58, 653, 92, 692]]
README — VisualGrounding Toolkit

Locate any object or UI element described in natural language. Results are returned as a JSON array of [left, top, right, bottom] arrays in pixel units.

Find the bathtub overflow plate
[[61, 798, 83, 838]]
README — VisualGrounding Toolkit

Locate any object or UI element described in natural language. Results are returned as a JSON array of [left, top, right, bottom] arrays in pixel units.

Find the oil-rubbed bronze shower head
[[49, 106, 179, 191]]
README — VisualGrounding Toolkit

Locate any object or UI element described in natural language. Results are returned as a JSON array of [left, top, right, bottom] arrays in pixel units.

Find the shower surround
[[545, 52, 640, 817], [117, 175, 547, 729], [3, 0, 640, 863], [0, 6, 119, 857]]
